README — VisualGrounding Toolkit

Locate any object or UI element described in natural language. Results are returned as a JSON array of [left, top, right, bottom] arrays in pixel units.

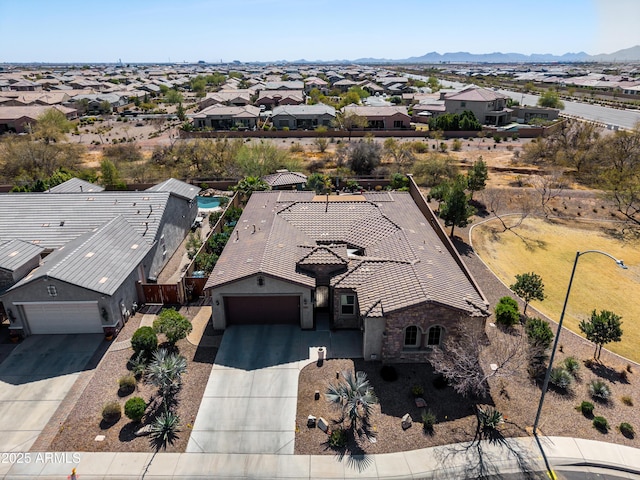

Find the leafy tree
[[307, 173, 332, 194], [326, 370, 378, 437], [164, 89, 184, 104], [100, 159, 121, 187], [413, 153, 459, 187], [494, 296, 520, 327], [383, 138, 415, 171], [388, 172, 409, 191], [537, 90, 565, 109], [510, 272, 545, 316], [346, 138, 381, 175], [333, 111, 368, 140], [234, 141, 297, 178], [579, 309, 623, 360], [438, 175, 475, 237], [525, 317, 554, 350], [466, 158, 488, 200], [153, 308, 193, 345], [186, 232, 202, 260], [32, 108, 74, 144], [176, 102, 186, 122], [232, 176, 270, 202]]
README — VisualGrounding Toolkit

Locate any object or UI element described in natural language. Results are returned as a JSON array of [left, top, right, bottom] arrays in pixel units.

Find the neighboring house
[[69, 93, 127, 113], [332, 79, 359, 92], [205, 186, 488, 362], [510, 105, 559, 123], [0, 105, 78, 134], [303, 76, 329, 94], [341, 105, 411, 129], [0, 92, 71, 107], [197, 90, 253, 110], [262, 169, 307, 190], [8, 80, 42, 92], [46, 178, 105, 193], [271, 104, 336, 130], [262, 81, 305, 91], [192, 104, 260, 130], [443, 86, 512, 126], [0, 178, 199, 336], [255, 90, 304, 109]]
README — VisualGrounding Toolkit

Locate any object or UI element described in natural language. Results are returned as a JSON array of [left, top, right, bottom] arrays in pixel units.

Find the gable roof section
[[445, 86, 508, 102], [262, 170, 307, 188], [271, 104, 336, 117], [146, 178, 200, 201], [297, 245, 348, 267], [47, 178, 104, 193], [0, 239, 43, 272], [0, 191, 169, 249], [8, 216, 151, 296]]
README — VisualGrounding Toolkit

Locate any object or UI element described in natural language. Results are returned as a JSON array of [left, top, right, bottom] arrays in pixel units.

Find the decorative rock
[[307, 415, 317, 428], [317, 417, 329, 433], [415, 397, 427, 408], [94, 435, 105, 442], [401, 413, 412, 430], [135, 424, 154, 437]]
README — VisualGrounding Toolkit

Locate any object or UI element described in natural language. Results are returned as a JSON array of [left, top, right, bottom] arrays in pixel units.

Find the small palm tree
[[326, 370, 378, 435], [146, 348, 187, 400]]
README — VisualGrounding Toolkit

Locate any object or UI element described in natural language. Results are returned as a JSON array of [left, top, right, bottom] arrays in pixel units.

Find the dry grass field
[[472, 217, 640, 362]]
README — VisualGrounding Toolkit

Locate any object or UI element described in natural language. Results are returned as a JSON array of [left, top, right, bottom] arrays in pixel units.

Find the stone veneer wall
[[381, 302, 485, 363]]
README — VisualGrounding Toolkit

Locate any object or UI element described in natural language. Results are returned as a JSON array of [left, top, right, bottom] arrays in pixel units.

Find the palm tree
[[326, 370, 378, 435], [146, 348, 187, 400]]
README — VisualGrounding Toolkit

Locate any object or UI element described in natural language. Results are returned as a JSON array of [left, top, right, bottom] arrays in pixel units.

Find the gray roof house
[[262, 170, 307, 190], [443, 86, 512, 126], [0, 178, 199, 337], [204, 186, 488, 362], [192, 104, 260, 130], [47, 177, 104, 193], [271, 104, 336, 130]]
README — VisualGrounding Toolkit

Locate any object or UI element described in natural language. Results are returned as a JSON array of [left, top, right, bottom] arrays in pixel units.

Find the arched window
[[404, 325, 419, 347], [427, 325, 443, 347]]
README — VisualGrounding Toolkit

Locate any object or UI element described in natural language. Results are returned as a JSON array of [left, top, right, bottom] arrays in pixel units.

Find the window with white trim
[[340, 294, 355, 315], [47, 285, 57, 297]]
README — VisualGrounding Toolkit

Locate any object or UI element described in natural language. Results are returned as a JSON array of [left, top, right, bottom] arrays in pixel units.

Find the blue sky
[[1, 0, 639, 63]]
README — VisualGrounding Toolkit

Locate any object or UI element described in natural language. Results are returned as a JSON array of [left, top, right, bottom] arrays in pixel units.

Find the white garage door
[[21, 302, 103, 334]]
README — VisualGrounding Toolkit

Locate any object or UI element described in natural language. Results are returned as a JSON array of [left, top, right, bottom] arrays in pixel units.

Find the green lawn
[[472, 218, 640, 362]]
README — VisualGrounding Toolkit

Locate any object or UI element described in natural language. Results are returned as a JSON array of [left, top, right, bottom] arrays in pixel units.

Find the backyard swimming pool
[[196, 196, 223, 209]]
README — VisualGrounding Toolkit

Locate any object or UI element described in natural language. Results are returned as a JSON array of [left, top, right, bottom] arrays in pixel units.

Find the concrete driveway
[[0, 334, 103, 452], [187, 323, 361, 454]]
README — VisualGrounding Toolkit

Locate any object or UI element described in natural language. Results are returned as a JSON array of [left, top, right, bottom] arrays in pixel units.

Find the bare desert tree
[[429, 323, 528, 399], [483, 189, 533, 233], [532, 171, 567, 217]]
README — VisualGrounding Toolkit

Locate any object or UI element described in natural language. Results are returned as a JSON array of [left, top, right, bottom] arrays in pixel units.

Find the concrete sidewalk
[[2, 436, 639, 479]]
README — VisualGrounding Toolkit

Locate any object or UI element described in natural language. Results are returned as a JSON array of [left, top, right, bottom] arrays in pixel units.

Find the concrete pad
[[239, 431, 295, 455], [250, 368, 299, 398], [203, 369, 255, 397], [0, 379, 27, 401], [617, 443, 640, 472], [187, 431, 244, 453], [310, 455, 346, 479], [403, 448, 441, 477], [372, 452, 411, 478], [575, 438, 626, 468], [174, 453, 221, 475], [0, 399, 62, 430], [340, 455, 379, 479], [2, 457, 46, 478], [103, 452, 152, 477], [142, 452, 180, 477], [276, 454, 311, 478], [75, 452, 117, 476], [191, 397, 251, 430], [540, 436, 584, 464], [0, 431, 40, 452], [14, 373, 79, 401], [208, 454, 249, 477], [245, 454, 279, 479]]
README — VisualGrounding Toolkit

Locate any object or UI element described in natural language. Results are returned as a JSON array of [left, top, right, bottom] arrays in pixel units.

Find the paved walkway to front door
[[186, 322, 361, 454]]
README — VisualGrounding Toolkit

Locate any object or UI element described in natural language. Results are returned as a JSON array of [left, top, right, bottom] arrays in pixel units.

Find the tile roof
[[8, 216, 151, 296], [0, 239, 43, 272], [271, 104, 336, 117], [262, 170, 307, 188], [445, 86, 508, 102], [146, 178, 200, 201], [206, 191, 487, 316], [193, 104, 260, 119], [342, 105, 409, 117]]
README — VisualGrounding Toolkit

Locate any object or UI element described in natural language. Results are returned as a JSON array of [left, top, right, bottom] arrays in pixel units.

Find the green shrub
[[579, 401, 594, 417], [102, 401, 122, 423], [619, 422, 635, 438], [328, 427, 348, 448], [477, 406, 503, 430], [494, 296, 520, 327], [411, 384, 424, 397], [128, 351, 148, 378], [549, 367, 573, 390], [589, 379, 611, 401], [153, 308, 193, 345], [124, 396, 146, 422], [525, 317, 554, 349], [118, 374, 136, 394], [422, 409, 437, 432], [592, 416, 609, 432], [131, 326, 157, 357], [563, 357, 580, 377], [451, 139, 462, 151], [621, 395, 633, 406]]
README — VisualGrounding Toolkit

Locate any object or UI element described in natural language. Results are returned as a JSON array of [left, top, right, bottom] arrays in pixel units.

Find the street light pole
[[533, 250, 627, 435]]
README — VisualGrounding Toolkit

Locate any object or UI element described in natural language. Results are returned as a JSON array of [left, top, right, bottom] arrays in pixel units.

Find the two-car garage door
[[224, 296, 300, 326], [20, 301, 103, 334]]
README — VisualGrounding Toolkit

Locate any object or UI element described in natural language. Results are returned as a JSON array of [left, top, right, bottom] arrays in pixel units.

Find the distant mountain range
[[291, 45, 640, 64]]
